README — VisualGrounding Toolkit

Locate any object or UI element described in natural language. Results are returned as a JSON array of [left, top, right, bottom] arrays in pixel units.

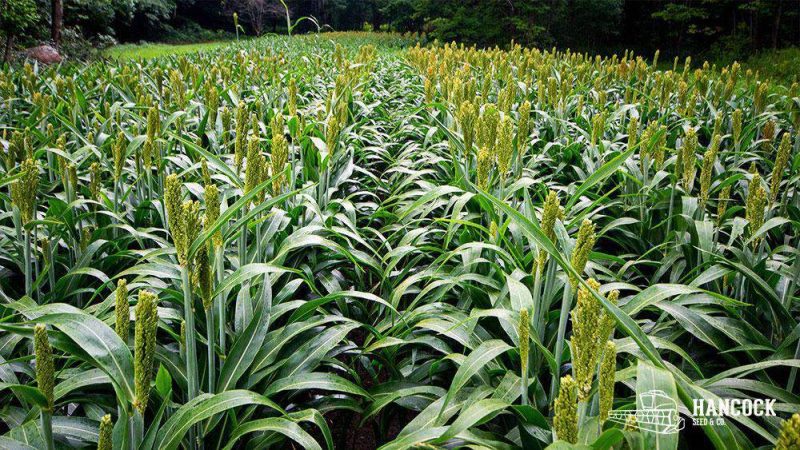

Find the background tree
[[1, 0, 37, 62]]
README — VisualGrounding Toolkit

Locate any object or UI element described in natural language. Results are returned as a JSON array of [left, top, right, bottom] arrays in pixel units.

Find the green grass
[[104, 40, 237, 59]]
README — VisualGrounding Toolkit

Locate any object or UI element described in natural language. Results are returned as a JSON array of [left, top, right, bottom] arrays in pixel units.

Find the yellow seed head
[[776, 413, 800, 450], [476, 146, 493, 191]]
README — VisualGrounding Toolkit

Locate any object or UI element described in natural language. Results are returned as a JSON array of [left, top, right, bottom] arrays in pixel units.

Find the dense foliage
[[5, 0, 800, 62], [1, 32, 800, 449]]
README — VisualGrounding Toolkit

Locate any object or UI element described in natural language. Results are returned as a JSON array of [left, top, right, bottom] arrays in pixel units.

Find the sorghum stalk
[[34, 324, 55, 450], [516, 100, 531, 178], [553, 375, 578, 444], [196, 244, 214, 392], [518, 308, 530, 405]]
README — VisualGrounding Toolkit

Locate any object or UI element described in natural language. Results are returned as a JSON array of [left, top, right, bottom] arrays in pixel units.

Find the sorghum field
[[1, 32, 799, 450]]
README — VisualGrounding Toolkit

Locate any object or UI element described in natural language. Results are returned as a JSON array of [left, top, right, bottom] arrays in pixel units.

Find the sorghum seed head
[[115, 279, 129, 341], [34, 324, 54, 411], [98, 414, 113, 450], [554, 375, 578, 444], [598, 341, 617, 423], [133, 290, 158, 413]]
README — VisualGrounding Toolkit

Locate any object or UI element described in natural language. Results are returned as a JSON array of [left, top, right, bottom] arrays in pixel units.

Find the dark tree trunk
[[3, 34, 13, 64], [772, 0, 783, 49], [51, 0, 63, 48]]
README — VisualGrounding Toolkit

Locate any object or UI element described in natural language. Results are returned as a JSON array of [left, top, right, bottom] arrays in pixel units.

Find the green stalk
[[129, 409, 143, 450], [47, 239, 56, 294], [216, 248, 225, 353], [206, 308, 215, 393], [41, 410, 54, 450], [24, 230, 32, 298], [181, 266, 199, 400], [550, 284, 573, 401]]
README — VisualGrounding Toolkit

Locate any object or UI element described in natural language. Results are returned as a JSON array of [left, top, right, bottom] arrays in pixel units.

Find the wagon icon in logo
[[607, 390, 685, 435]]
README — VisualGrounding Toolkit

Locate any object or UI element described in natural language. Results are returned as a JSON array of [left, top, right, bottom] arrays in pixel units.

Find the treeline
[[6, 0, 800, 60]]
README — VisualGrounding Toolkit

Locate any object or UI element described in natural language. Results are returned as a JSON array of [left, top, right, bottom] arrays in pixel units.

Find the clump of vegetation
[[0, 32, 798, 449]]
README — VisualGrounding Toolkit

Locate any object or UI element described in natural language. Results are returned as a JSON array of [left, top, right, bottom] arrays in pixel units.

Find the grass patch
[[104, 40, 237, 59]]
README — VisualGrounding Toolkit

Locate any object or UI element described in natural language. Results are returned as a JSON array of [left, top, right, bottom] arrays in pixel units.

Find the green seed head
[[165, 174, 185, 259], [537, 190, 562, 272], [10, 158, 39, 225], [754, 82, 768, 115], [477, 104, 499, 150], [112, 132, 125, 182], [496, 115, 514, 177], [572, 278, 602, 401], [98, 414, 113, 450], [234, 102, 248, 173], [115, 279, 129, 342], [732, 109, 743, 144], [598, 289, 618, 343], [134, 290, 158, 413], [89, 162, 101, 201], [196, 243, 213, 311], [554, 374, 578, 444], [745, 168, 767, 248], [476, 146, 493, 191], [776, 413, 800, 450], [770, 133, 792, 203], [680, 127, 698, 191], [244, 133, 263, 198], [569, 219, 595, 288], [518, 308, 530, 377], [699, 134, 721, 209], [598, 340, 616, 423], [270, 115, 289, 195], [591, 112, 605, 147], [288, 78, 298, 117], [34, 324, 54, 411], [205, 184, 222, 248], [518, 100, 531, 153], [717, 183, 732, 222], [627, 115, 638, 149], [458, 101, 477, 156]]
